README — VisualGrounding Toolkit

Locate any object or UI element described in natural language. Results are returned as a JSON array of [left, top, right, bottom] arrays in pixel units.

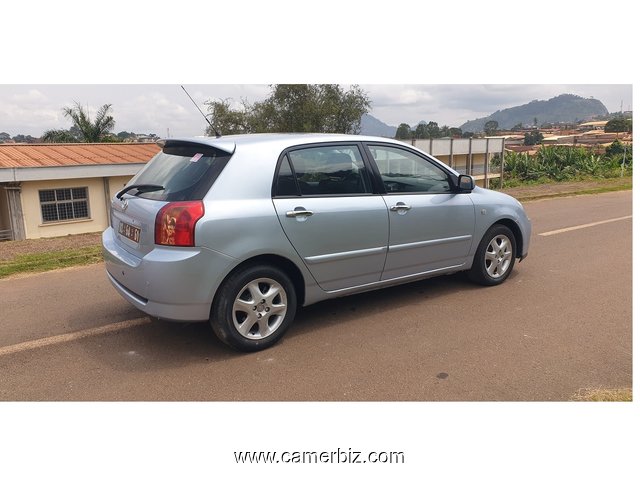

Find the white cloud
[[0, 84, 632, 137], [365, 84, 632, 128], [11, 89, 47, 104]]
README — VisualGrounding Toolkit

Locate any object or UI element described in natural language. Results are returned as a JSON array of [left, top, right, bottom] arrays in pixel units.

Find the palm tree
[[42, 102, 116, 143], [41, 129, 78, 143]]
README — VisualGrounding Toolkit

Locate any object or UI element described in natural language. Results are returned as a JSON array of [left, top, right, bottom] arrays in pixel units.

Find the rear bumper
[[102, 228, 237, 321]]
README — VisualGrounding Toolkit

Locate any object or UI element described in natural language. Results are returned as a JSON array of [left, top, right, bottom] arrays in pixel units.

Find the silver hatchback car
[[103, 133, 531, 351]]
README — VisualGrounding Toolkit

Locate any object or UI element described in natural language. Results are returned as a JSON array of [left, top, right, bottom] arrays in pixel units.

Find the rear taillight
[[155, 201, 205, 247]]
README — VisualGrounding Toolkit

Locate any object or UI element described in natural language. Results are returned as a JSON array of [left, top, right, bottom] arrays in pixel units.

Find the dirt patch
[[0, 232, 102, 262]]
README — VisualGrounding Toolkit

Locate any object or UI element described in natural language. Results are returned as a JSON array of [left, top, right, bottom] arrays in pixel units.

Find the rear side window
[[128, 142, 232, 201], [275, 145, 372, 196], [275, 157, 299, 196]]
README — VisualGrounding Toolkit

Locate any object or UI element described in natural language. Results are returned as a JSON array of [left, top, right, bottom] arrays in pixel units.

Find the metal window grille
[[39, 187, 90, 223]]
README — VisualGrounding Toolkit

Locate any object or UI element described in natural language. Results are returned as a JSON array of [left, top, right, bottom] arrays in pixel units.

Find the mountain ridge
[[458, 94, 609, 132], [343, 94, 612, 137], [359, 113, 397, 137]]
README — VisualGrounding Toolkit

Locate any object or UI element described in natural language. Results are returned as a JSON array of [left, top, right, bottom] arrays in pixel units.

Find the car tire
[[210, 264, 297, 352], [467, 224, 517, 286]]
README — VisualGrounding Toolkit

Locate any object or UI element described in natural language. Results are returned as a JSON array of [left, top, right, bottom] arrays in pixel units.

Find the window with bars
[[39, 187, 90, 223]]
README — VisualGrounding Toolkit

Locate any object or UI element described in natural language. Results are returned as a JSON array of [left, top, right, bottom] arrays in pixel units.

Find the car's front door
[[272, 144, 389, 291], [365, 143, 476, 281]]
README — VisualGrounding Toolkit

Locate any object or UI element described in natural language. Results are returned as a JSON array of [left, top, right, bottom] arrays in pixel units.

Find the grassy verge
[[571, 388, 632, 402], [0, 245, 103, 279], [498, 176, 632, 202]]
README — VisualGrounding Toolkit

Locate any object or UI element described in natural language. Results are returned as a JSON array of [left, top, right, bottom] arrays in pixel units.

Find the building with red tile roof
[[0, 143, 159, 240]]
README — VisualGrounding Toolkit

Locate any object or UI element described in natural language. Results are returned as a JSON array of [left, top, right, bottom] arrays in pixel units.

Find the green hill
[[359, 114, 397, 137], [459, 94, 609, 132]]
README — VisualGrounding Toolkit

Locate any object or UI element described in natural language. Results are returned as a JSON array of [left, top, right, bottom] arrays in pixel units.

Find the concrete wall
[[108, 176, 132, 199], [0, 174, 136, 240], [20, 177, 121, 239], [402, 137, 504, 186], [445, 153, 487, 174]]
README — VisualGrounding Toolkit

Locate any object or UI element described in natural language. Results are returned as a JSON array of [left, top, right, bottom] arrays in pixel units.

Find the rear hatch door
[[111, 140, 234, 258]]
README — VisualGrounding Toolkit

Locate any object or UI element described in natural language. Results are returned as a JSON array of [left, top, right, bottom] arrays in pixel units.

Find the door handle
[[286, 209, 314, 218], [390, 203, 411, 212]]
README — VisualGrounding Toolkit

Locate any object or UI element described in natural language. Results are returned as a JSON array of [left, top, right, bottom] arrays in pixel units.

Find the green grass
[[541, 182, 632, 197], [0, 245, 103, 279], [513, 180, 633, 202], [492, 174, 633, 191], [571, 388, 632, 402]]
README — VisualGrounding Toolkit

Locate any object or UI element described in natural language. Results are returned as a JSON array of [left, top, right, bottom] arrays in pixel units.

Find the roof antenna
[[181, 85, 221, 138]]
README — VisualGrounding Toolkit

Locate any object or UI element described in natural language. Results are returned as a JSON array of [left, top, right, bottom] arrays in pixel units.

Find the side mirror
[[458, 175, 475, 192]]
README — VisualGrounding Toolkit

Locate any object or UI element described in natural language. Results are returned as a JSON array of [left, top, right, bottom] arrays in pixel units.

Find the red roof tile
[[0, 143, 160, 169]]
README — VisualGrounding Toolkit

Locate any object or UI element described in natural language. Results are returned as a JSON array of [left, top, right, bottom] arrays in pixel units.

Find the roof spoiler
[[157, 138, 236, 155]]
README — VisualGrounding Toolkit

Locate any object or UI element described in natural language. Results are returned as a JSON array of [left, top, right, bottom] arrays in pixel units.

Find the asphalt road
[[0, 190, 632, 400]]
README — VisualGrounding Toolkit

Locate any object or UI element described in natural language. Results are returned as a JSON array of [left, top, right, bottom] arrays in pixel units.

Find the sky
[[0, 84, 632, 139]]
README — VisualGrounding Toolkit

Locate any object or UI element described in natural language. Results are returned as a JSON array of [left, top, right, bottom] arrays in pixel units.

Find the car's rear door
[[272, 143, 389, 292]]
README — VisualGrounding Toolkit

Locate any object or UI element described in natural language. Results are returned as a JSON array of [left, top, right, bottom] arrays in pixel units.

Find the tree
[[397, 121, 441, 139], [207, 98, 253, 135], [605, 139, 627, 156], [448, 127, 462, 138], [414, 123, 429, 139], [524, 131, 544, 146], [395, 123, 413, 139], [42, 102, 116, 143], [511, 123, 523, 131], [205, 84, 371, 136], [13, 134, 40, 143], [484, 120, 499, 136], [117, 131, 135, 140], [605, 117, 632, 133], [41, 129, 77, 142], [440, 125, 460, 137], [323, 84, 371, 134], [425, 121, 441, 138]]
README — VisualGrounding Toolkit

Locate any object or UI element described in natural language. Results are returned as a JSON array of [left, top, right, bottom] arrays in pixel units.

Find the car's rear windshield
[[129, 142, 232, 201]]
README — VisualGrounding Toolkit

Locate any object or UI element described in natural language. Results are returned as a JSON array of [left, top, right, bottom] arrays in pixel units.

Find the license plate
[[118, 221, 141, 243]]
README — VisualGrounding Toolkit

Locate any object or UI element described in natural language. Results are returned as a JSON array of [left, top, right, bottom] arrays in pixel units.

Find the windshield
[[128, 142, 232, 201]]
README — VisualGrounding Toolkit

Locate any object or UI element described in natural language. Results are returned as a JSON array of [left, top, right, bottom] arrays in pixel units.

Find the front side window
[[279, 145, 372, 196], [39, 187, 90, 223], [367, 145, 452, 193]]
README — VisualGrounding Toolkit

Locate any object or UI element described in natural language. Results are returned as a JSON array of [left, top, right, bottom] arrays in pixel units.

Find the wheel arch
[[215, 254, 306, 307], [493, 218, 523, 258]]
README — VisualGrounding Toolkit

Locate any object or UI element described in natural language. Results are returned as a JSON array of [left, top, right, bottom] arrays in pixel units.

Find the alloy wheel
[[232, 278, 288, 340], [484, 234, 513, 279]]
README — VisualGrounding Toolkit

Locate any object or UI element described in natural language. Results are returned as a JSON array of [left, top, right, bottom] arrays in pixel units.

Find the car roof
[[162, 133, 410, 154]]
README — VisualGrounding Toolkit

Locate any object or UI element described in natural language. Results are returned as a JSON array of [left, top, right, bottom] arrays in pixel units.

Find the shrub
[[502, 143, 632, 184]]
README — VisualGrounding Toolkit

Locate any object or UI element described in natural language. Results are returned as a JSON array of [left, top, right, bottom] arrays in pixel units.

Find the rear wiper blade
[[116, 184, 165, 200]]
